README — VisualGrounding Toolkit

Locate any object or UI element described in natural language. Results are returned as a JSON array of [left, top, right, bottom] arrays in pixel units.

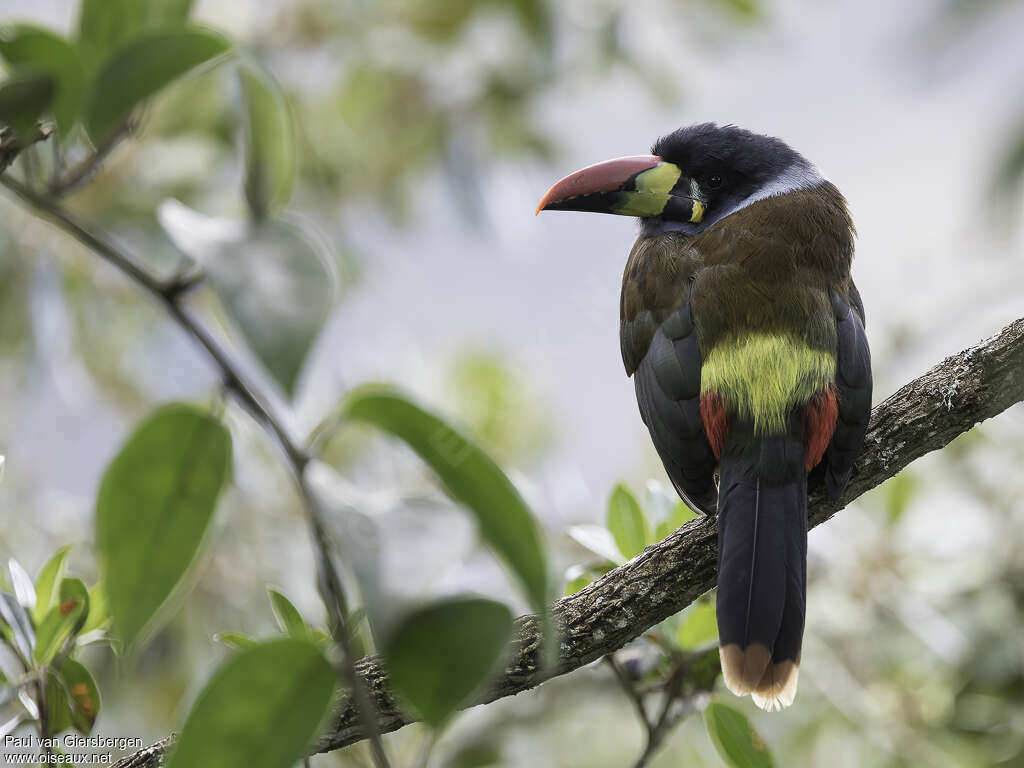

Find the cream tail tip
[[720, 643, 800, 711], [720, 643, 772, 696], [751, 660, 799, 712]]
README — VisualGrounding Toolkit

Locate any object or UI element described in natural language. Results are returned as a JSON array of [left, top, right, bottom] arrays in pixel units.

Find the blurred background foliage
[[0, 0, 1022, 766]]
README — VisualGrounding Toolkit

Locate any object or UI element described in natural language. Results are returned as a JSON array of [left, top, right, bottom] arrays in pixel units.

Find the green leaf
[[268, 590, 309, 640], [149, 0, 195, 26], [33, 578, 89, 664], [81, 582, 109, 634], [165, 638, 335, 768], [96, 402, 231, 649], [676, 600, 718, 649], [0, 25, 84, 136], [57, 657, 101, 735], [564, 573, 592, 596], [606, 484, 648, 559], [77, 0, 195, 74], [654, 500, 698, 542], [562, 563, 612, 596], [0, 70, 54, 137], [342, 386, 549, 608], [384, 597, 512, 727], [45, 671, 74, 735], [59, 578, 90, 637], [704, 702, 774, 768], [239, 62, 295, 218], [214, 632, 256, 650], [32, 546, 71, 625], [157, 202, 336, 397], [84, 27, 231, 142]]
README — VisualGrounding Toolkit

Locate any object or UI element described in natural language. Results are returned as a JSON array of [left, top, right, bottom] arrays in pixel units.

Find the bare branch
[[109, 736, 175, 768]]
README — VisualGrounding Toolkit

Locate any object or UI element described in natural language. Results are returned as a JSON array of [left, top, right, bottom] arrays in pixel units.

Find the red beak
[[535, 155, 664, 215]]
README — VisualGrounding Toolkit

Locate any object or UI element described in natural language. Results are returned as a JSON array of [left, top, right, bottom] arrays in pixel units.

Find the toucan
[[537, 123, 872, 710]]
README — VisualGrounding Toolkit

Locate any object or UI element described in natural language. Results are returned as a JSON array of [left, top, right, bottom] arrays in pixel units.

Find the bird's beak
[[535, 155, 704, 223]]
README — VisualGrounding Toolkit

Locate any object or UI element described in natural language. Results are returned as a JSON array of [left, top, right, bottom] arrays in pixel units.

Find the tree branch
[[314, 315, 1024, 752]]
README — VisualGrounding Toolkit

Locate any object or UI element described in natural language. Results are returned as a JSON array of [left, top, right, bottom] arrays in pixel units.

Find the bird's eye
[[708, 174, 723, 189]]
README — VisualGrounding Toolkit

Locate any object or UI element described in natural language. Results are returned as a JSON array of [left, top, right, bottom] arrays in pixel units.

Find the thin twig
[[606, 653, 696, 768], [605, 656, 651, 736], [0, 166, 391, 767], [49, 119, 133, 197]]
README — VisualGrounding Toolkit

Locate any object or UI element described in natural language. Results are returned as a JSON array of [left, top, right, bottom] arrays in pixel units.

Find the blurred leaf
[[157, 201, 336, 396], [562, 563, 612, 596], [57, 657, 100, 734], [407, 0, 549, 44], [8, 559, 35, 610], [0, 25, 84, 137], [385, 597, 512, 727], [239, 62, 295, 218], [607, 484, 648, 559], [884, 471, 918, 524], [214, 632, 257, 650], [0, 70, 55, 137], [564, 572, 592, 596], [705, 702, 774, 768], [84, 27, 231, 142], [654, 500, 698, 542], [715, 0, 761, 21], [150, 0, 195, 25], [33, 578, 89, 664], [32, 546, 70, 624], [993, 127, 1024, 197], [505, 0, 551, 42], [80, 582, 109, 634], [96, 403, 231, 649], [268, 590, 310, 640], [165, 638, 335, 768], [566, 524, 624, 566], [688, 645, 722, 691], [406, 0, 476, 42], [0, 592, 34, 661], [77, 0, 146, 72], [45, 671, 74, 735], [449, 741, 502, 768], [77, 0, 195, 73], [677, 599, 718, 649], [448, 351, 549, 460], [341, 386, 549, 608]]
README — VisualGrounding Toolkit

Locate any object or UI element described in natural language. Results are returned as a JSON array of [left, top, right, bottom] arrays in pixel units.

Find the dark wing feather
[[823, 287, 872, 497], [632, 299, 718, 514]]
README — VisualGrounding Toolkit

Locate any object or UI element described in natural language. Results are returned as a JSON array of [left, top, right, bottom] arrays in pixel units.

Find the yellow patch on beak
[[613, 161, 682, 216]]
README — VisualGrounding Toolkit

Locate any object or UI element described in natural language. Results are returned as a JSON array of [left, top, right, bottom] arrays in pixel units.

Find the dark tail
[[716, 431, 807, 711]]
